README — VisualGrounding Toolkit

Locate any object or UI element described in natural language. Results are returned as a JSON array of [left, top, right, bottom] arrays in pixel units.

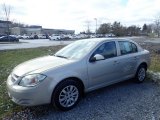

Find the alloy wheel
[[138, 68, 146, 81], [59, 85, 79, 108]]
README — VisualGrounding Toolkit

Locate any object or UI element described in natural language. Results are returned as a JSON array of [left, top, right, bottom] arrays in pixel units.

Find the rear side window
[[118, 41, 138, 55], [93, 41, 117, 59]]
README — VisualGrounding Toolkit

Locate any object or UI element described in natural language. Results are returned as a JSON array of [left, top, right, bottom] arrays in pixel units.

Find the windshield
[[54, 40, 97, 59]]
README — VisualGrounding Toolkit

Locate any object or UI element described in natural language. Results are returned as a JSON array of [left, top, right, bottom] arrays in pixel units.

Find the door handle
[[114, 61, 119, 64], [134, 56, 138, 60]]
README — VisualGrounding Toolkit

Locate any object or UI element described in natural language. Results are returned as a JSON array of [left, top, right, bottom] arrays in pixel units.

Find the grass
[[0, 46, 160, 118], [0, 46, 63, 119], [150, 54, 160, 72]]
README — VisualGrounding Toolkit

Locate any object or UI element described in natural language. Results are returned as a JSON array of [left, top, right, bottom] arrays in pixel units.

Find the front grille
[[11, 74, 19, 82]]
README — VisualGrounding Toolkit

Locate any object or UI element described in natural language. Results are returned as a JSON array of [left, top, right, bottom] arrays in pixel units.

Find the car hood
[[13, 56, 73, 76]]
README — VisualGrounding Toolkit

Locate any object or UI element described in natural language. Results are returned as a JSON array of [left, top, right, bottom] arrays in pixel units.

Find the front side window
[[118, 41, 138, 55], [92, 41, 117, 59]]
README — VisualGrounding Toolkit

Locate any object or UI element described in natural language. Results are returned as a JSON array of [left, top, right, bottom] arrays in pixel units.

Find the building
[[10, 27, 21, 35], [23, 26, 42, 36], [1, 20, 75, 36], [11, 26, 42, 36], [42, 28, 75, 35], [11, 26, 75, 36], [0, 20, 12, 35], [0, 20, 75, 36]]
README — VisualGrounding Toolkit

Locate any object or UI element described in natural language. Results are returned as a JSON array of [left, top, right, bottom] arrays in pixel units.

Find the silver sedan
[[7, 38, 150, 110]]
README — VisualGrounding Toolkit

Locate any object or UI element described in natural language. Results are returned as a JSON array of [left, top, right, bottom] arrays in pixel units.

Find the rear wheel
[[135, 65, 146, 83], [51, 79, 82, 111]]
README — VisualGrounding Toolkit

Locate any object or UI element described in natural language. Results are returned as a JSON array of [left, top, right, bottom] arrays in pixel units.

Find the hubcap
[[138, 68, 146, 81], [59, 85, 79, 107]]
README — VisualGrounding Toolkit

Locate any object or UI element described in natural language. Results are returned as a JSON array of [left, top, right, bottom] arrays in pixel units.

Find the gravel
[[4, 80, 160, 120], [148, 71, 160, 83]]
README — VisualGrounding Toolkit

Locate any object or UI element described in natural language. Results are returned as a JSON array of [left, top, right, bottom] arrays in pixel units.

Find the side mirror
[[90, 54, 105, 62]]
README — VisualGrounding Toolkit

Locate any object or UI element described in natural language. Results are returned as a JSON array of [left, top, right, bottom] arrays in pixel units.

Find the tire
[[135, 65, 147, 83], [51, 79, 82, 111]]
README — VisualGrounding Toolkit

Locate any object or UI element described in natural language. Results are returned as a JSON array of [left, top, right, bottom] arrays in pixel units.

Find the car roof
[[78, 38, 133, 43]]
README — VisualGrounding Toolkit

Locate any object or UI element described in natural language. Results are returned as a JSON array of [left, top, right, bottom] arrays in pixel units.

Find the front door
[[87, 41, 121, 89]]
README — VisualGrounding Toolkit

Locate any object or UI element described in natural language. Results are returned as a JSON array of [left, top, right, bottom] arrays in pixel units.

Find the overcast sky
[[0, 0, 160, 33]]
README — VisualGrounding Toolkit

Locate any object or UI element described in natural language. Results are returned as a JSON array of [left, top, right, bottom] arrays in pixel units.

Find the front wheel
[[135, 65, 146, 83], [51, 79, 82, 111]]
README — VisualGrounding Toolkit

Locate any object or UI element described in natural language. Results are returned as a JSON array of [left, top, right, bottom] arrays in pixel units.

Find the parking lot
[[0, 37, 160, 51], [0, 39, 73, 50]]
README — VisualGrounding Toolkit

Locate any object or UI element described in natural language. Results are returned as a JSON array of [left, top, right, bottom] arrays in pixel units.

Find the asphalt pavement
[[0, 39, 73, 50]]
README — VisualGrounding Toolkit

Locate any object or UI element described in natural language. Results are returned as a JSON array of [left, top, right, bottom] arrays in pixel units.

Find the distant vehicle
[[105, 33, 116, 37], [21, 35, 29, 39], [38, 34, 47, 39], [29, 35, 34, 39], [71, 35, 78, 39], [9, 35, 17, 38], [75, 34, 89, 39], [34, 35, 38, 39], [29, 35, 38, 39], [67, 35, 74, 39], [96, 34, 104, 38], [0, 36, 19, 42], [16, 35, 23, 39], [49, 34, 61, 40], [90, 34, 96, 38], [0, 34, 5, 37], [7, 38, 150, 111], [60, 34, 71, 40], [127, 33, 132, 37]]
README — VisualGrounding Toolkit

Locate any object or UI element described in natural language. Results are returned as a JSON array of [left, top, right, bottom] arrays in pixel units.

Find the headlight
[[19, 74, 47, 87]]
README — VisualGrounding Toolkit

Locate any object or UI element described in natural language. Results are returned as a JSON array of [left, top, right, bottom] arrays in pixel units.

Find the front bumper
[[7, 75, 52, 106]]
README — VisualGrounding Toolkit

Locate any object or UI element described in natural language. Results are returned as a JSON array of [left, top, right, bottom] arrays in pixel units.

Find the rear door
[[116, 41, 139, 79]]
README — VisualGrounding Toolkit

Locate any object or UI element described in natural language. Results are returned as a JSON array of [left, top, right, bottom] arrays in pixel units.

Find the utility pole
[[85, 20, 91, 34], [94, 18, 97, 35]]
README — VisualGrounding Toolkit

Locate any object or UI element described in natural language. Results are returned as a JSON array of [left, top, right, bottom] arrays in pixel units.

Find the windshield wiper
[[54, 55, 68, 59]]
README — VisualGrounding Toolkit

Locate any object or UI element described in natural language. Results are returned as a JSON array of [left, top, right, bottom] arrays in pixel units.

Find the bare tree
[[2, 3, 11, 35], [154, 16, 160, 37]]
